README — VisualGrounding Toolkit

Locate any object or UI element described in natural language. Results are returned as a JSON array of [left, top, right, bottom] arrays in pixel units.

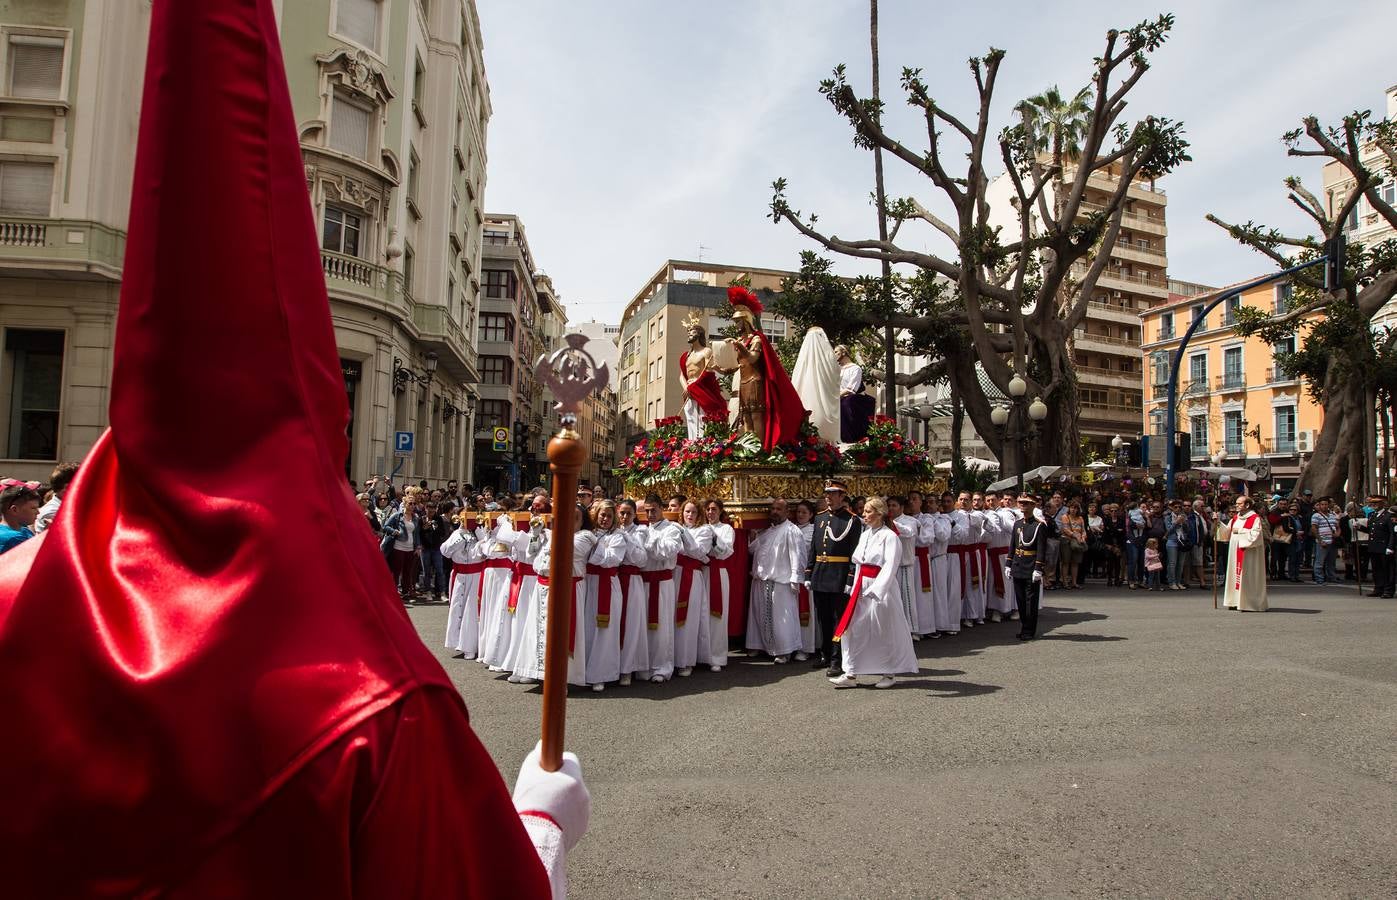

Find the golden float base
[[635, 465, 948, 525]]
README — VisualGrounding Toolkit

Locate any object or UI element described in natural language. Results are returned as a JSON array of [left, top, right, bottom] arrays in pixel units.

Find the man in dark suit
[[1362, 496, 1392, 598], [1009, 494, 1049, 640], [805, 479, 863, 675]]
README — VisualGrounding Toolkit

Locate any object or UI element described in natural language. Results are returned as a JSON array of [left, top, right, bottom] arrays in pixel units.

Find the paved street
[[409, 584, 1396, 899]]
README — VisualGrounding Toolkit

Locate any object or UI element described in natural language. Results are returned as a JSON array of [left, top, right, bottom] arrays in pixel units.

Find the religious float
[[615, 286, 946, 522]]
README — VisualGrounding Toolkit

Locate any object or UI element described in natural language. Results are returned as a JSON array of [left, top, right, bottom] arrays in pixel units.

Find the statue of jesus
[[679, 313, 729, 440]]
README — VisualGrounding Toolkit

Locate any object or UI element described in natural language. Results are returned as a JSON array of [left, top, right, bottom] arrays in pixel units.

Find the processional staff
[[534, 335, 609, 772]]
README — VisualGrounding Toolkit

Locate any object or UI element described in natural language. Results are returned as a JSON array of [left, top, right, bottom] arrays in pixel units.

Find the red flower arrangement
[[846, 416, 934, 476]]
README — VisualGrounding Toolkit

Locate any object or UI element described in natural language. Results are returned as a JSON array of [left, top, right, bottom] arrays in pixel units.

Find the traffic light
[[1323, 234, 1347, 292], [512, 420, 528, 458], [1174, 430, 1192, 473]]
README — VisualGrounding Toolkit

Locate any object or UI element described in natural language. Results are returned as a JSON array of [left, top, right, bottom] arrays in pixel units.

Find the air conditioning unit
[[1297, 429, 1316, 453]]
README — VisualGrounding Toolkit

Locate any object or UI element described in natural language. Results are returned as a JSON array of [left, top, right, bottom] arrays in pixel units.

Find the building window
[[1224, 410, 1244, 453], [478, 399, 509, 427], [480, 313, 514, 342], [1191, 304, 1205, 328], [1344, 201, 1359, 233], [7, 34, 64, 100], [329, 94, 372, 160], [1159, 311, 1174, 340], [334, 0, 382, 53], [1148, 409, 1164, 436], [484, 269, 513, 299], [0, 160, 53, 216], [406, 149, 420, 216], [1190, 414, 1208, 455], [480, 356, 513, 385], [1188, 353, 1207, 387], [1222, 296, 1242, 326], [2, 328, 63, 460], [1274, 406, 1297, 452], [1223, 347, 1243, 387], [412, 55, 425, 116], [402, 243, 414, 296], [761, 315, 787, 339], [1275, 282, 1293, 312], [322, 205, 362, 256]]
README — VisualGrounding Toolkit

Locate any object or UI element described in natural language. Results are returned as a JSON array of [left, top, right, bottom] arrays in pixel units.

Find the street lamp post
[[992, 375, 1048, 494]]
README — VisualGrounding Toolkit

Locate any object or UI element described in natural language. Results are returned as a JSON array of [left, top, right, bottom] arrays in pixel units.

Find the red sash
[[506, 560, 531, 615], [587, 564, 619, 627], [987, 546, 1008, 597], [643, 570, 672, 630], [448, 559, 484, 599], [950, 545, 977, 590], [707, 560, 726, 619], [797, 584, 811, 628], [682, 356, 729, 420], [538, 574, 584, 656], [832, 564, 882, 642], [675, 555, 704, 627], [914, 546, 932, 591], [619, 564, 642, 646], [1232, 513, 1258, 592], [480, 558, 512, 615]]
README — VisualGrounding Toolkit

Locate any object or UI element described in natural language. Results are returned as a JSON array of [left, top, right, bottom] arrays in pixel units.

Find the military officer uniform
[[1009, 498, 1049, 640], [1363, 500, 1393, 598], [805, 480, 863, 674]]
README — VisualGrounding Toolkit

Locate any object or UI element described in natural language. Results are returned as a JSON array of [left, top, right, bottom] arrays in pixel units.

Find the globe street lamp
[[993, 384, 1048, 493]]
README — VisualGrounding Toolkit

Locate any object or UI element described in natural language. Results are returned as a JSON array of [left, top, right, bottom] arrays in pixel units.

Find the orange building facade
[[1139, 280, 1323, 492]]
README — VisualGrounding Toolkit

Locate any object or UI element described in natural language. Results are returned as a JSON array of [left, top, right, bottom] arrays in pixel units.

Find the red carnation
[[724, 447, 733, 457], [785, 452, 797, 462], [805, 450, 818, 462], [874, 458, 888, 470]]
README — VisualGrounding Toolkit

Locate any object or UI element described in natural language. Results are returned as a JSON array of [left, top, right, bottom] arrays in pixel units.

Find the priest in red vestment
[[0, 1, 586, 896]]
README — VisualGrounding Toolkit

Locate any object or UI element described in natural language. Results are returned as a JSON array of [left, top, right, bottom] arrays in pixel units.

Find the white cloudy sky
[[478, 0, 1395, 325]]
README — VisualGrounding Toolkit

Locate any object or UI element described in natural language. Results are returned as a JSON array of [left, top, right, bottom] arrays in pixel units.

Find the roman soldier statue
[[721, 285, 805, 450]]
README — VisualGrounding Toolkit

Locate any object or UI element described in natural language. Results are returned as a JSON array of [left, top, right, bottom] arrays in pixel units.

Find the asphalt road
[[408, 582, 1397, 899]]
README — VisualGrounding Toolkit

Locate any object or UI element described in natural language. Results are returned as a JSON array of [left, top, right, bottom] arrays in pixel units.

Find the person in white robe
[[793, 500, 819, 658], [908, 492, 938, 639], [476, 509, 518, 667], [963, 494, 989, 626], [946, 495, 973, 630], [583, 501, 628, 691], [888, 497, 922, 639], [791, 325, 841, 445], [1222, 495, 1269, 612], [442, 515, 488, 658], [928, 497, 957, 635], [502, 508, 550, 682], [830, 498, 919, 688], [615, 500, 651, 684], [745, 499, 807, 661], [673, 501, 714, 678], [641, 496, 684, 683], [515, 528, 595, 687], [985, 494, 1017, 621], [700, 500, 736, 672]]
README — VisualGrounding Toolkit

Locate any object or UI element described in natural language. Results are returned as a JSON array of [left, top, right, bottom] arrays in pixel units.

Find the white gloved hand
[[1002, 566, 1011, 583], [1032, 571, 1043, 583], [513, 741, 590, 851], [1386, 548, 1393, 556]]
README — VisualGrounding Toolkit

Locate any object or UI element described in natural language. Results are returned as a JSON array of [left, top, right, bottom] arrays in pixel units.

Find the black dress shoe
[[809, 655, 828, 669], [1017, 633, 1033, 641], [825, 665, 842, 678]]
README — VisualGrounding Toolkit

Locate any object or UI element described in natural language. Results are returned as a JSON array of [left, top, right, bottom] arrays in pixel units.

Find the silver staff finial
[[535, 334, 608, 428]]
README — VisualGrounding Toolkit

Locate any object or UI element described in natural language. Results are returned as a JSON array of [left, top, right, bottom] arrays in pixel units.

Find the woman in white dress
[[830, 497, 919, 689], [701, 499, 736, 673], [673, 500, 714, 678], [887, 496, 923, 640], [583, 501, 627, 691], [615, 499, 651, 685], [793, 500, 818, 659], [515, 526, 595, 688], [503, 507, 550, 683], [441, 514, 487, 658]]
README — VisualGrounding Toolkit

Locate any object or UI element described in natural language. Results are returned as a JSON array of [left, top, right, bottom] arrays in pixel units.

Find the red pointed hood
[[0, 0, 453, 889]]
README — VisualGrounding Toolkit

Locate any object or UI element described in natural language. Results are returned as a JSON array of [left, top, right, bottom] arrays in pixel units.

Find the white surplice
[[442, 524, 486, 657], [501, 522, 547, 675], [515, 530, 594, 686], [745, 520, 806, 657], [643, 520, 684, 680], [673, 523, 714, 672], [929, 513, 956, 634], [583, 530, 628, 686], [892, 514, 921, 635], [911, 513, 937, 637], [945, 509, 970, 631], [618, 523, 651, 677], [701, 521, 736, 669], [477, 517, 517, 667], [841, 525, 919, 677], [963, 510, 988, 622]]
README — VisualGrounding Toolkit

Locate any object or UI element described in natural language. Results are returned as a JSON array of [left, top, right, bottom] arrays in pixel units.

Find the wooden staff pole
[[540, 429, 585, 772]]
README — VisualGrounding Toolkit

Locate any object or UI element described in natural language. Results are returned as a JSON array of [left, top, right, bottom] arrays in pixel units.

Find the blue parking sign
[[393, 431, 414, 457]]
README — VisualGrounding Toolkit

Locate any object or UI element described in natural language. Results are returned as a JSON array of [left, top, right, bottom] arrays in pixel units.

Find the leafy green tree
[[1209, 110, 1397, 499], [769, 16, 1188, 472]]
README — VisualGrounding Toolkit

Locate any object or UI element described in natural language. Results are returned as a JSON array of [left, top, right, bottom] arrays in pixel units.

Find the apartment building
[[0, 0, 493, 486], [1140, 280, 1321, 492], [1324, 84, 1397, 329], [987, 159, 1165, 456], [616, 260, 793, 451]]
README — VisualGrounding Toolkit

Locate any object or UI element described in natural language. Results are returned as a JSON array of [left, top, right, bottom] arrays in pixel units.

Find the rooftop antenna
[[697, 243, 710, 263]]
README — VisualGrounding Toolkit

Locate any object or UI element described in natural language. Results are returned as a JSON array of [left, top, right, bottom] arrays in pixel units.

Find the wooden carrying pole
[[534, 334, 609, 773], [539, 431, 584, 771]]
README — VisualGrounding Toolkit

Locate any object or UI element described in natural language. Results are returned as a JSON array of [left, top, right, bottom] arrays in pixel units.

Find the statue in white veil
[[792, 326, 840, 445]]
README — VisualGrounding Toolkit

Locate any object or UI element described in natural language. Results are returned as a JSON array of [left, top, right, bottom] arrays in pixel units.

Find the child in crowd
[[1144, 537, 1163, 591]]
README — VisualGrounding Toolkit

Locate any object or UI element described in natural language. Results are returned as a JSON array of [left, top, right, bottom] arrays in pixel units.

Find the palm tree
[[1016, 85, 1093, 218]]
